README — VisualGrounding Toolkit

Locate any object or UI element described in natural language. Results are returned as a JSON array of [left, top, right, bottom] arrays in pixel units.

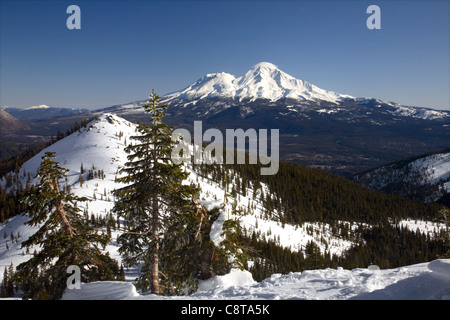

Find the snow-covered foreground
[[61, 259, 450, 300]]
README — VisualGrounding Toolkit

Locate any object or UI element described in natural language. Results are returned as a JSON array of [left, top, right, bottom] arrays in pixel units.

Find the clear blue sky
[[1, 0, 449, 110]]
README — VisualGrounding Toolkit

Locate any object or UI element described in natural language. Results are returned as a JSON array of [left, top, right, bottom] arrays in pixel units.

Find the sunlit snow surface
[[60, 260, 450, 300]]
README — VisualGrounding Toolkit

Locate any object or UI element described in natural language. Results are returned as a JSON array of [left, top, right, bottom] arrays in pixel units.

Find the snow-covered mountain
[[1, 112, 448, 300], [164, 62, 354, 103], [5, 62, 444, 176], [93, 62, 449, 176], [102, 62, 448, 121]]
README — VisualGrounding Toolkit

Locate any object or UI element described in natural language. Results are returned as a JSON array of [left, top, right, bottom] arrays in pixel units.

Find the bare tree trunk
[[198, 205, 213, 280], [57, 204, 75, 237], [200, 247, 213, 280], [151, 193, 160, 295], [50, 176, 75, 238]]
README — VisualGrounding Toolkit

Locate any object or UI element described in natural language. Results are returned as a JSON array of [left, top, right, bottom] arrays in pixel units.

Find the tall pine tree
[[113, 90, 200, 295], [15, 151, 119, 300]]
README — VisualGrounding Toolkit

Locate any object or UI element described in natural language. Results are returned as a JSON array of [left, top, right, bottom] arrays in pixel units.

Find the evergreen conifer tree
[[0, 267, 6, 297], [113, 90, 200, 295], [15, 151, 119, 300], [439, 208, 450, 258]]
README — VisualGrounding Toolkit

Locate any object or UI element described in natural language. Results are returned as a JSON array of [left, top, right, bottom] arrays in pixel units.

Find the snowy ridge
[[390, 104, 449, 120], [165, 62, 354, 103], [353, 149, 450, 202], [356, 98, 450, 120]]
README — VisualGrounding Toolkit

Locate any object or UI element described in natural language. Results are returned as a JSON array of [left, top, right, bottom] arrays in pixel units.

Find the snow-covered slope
[[390, 103, 450, 120], [353, 149, 450, 202], [164, 62, 354, 103], [0, 113, 356, 262], [0, 109, 28, 135], [0, 113, 359, 289]]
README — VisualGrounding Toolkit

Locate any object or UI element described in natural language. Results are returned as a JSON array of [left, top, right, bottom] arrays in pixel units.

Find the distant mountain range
[[2, 62, 449, 175], [4, 105, 89, 121]]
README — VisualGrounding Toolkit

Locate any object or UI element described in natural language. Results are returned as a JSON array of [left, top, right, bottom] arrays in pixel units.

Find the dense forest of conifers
[[242, 222, 446, 281], [194, 150, 443, 224], [0, 118, 448, 281], [193, 149, 447, 279]]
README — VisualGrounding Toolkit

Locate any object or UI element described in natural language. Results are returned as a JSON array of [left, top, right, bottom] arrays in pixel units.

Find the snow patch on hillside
[[398, 219, 447, 238]]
